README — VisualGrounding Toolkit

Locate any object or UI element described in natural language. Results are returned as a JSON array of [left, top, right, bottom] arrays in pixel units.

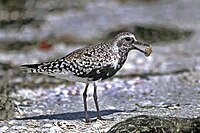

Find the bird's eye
[[125, 37, 131, 42]]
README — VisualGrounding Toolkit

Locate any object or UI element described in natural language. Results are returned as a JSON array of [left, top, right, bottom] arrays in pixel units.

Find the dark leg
[[83, 83, 90, 122], [93, 83, 101, 119]]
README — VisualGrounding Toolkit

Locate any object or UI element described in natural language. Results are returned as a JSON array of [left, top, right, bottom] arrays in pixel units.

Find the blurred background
[[0, 0, 200, 132], [0, 0, 198, 65]]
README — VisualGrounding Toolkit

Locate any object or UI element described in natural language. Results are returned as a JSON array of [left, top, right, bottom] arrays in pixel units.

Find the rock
[[0, 78, 16, 120], [107, 115, 200, 133]]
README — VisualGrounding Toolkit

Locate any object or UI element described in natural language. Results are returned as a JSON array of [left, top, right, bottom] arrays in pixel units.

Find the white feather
[[43, 71, 91, 83]]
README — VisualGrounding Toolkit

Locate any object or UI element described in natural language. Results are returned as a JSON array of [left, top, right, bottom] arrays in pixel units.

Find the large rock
[[108, 115, 200, 133]]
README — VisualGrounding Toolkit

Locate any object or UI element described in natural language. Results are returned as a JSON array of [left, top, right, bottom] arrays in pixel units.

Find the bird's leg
[[93, 83, 102, 119], [83, 83, 90, 122]]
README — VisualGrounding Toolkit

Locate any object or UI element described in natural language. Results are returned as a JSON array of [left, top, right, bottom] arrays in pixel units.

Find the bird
[[21, 32, 152, 122]]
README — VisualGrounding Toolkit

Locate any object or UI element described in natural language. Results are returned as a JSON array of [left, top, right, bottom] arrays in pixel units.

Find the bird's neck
[[110, 45, 129, 70], [111, 44, 129, 57]]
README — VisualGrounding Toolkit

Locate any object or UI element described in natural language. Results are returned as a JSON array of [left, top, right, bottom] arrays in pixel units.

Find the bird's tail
[[21, 63, 41, 73]]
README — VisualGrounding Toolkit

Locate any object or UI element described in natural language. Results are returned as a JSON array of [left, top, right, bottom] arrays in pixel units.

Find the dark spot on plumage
[[52, 62, 58, 66], [58, 67, 62, 71], [76, 64, 119, 81], [117, 41, 123, 47], [62, 63, 68, 70], [21, 63, 40, 69], [57, 61, 63, 71], [84, 53, 92, 57]]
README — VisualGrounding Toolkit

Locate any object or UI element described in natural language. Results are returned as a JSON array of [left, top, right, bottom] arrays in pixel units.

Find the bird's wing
[[63, 43, 118, 81]]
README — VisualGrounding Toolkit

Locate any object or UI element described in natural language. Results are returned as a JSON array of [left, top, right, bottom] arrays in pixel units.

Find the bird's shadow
[[15, 109, 132, 121]]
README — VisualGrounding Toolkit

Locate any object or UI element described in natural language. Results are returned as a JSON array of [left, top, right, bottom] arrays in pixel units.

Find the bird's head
[[111, 32, 152, 57]]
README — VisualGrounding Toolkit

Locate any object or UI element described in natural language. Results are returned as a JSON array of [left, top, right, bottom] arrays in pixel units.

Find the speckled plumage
[[22, 32, 152, 122], [23, 43, 122, 82]]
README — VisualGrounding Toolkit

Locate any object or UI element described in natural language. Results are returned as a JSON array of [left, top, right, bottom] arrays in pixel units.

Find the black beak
[[132, 41, 152, 56]]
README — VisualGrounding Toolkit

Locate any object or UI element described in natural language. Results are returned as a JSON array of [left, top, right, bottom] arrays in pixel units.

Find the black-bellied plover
[[21, 32, 152, 122]]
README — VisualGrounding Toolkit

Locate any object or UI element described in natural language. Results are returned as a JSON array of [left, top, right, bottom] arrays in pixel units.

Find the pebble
[[158, 102, 181, 109], [43, 123, 53, 128], [50, 126, 62, 133], [137, 100, 153, 107], [107, 106, 116, 110], [69, 89, 77, 96], [54, 121, 76, 130], [103, 127, 111, 133], [61, 89, 69, 97], [8, 120, 17, 125], [32, 108, 44, 114], [38, 104, 46, 109], [92, 123, 100, 129], [14, 126, 27, 130], [27, 121, 37, 128], [0, 126, 9, 132]]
